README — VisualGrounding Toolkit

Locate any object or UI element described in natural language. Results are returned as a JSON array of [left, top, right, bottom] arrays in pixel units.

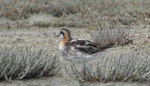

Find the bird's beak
[[55, 34, 60, 38], [55, 33, 64, 39]]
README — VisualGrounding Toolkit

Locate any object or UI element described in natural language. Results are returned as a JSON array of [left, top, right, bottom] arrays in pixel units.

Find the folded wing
[[69, 40, 100, 54], [69, 39, 115, 55]]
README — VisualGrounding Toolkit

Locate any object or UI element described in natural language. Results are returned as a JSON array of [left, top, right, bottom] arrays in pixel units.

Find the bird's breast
[[59, 41, 65, 51]]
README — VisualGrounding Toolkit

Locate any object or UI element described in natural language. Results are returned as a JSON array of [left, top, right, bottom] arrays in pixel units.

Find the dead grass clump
[[48, 0, 81, 17], [0, 46, 60, 81], [67, 53, 150, 83], [93, 28, 132, 47], [27, 13, 59, 27]]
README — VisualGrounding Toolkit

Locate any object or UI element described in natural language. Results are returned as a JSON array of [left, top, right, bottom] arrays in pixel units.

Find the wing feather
[[69, 40, 100, 54]]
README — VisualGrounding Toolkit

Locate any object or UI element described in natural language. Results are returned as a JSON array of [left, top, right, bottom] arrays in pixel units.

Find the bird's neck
[[59, 37, 69, 51]]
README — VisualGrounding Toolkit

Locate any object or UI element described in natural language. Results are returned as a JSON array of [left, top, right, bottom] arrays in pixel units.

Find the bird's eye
[[60, 31, 64, 35]]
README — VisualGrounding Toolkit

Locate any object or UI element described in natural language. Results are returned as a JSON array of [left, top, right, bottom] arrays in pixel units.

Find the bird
[[55, 28, 113, 62]]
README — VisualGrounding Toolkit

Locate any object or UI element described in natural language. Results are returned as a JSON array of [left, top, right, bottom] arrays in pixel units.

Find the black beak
[[55, 34, 60, 38]]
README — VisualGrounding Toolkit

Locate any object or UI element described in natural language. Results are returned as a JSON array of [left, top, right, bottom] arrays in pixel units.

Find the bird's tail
[[98, 43, 114, 51]]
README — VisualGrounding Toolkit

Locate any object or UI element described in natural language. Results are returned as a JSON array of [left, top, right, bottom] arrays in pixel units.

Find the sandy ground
[[0, 25, 149, 86], [0, 76, 149, 86], [0, 76, 150, 86]]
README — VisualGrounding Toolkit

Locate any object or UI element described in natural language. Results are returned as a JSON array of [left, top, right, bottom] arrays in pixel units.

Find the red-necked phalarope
[[55, 28, 113, 62]]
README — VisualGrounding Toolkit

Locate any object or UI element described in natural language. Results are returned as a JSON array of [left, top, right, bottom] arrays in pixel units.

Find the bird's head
[[55, 28, 72, 41]]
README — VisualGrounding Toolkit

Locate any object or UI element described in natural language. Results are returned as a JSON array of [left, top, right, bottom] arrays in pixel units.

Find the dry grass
[[0, 0, 80, 19], [93, 28, 132, 46], [66, 52, 150, 83], [0, 46, 60, 81], [0, 0, 149, 84], [64, 0, 150, 27], [0, 0, 150, 27]]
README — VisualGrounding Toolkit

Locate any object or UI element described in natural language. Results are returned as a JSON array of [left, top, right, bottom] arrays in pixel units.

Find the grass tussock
[[66, 53, 150, 83], [0, 46, 60, 81], [93, 28, 132, 46]]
